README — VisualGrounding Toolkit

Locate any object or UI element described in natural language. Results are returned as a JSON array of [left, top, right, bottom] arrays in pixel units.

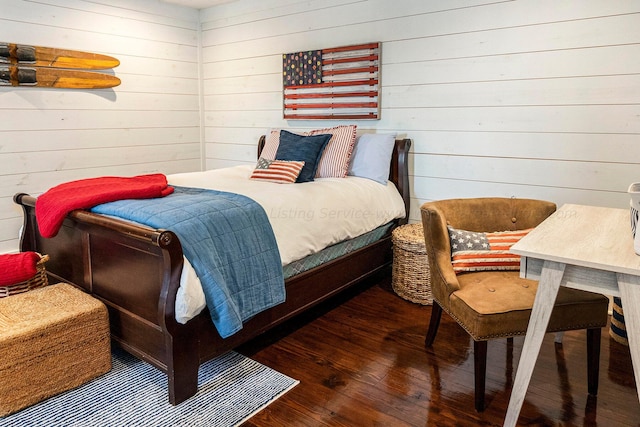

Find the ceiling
[[162, 0, 237, 9]]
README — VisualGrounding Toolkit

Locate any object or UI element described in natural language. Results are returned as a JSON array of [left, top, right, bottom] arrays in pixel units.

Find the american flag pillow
[[448, 226, 533, 274], [250, 158, 305, 184]]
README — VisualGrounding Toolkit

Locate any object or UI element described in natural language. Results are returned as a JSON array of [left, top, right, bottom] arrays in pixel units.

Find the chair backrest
[[420, 197, 556, 309], [424, 197, 556, 232]]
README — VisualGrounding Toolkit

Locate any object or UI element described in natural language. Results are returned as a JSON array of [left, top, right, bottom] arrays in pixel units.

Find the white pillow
[[348, 133, 397, 185]]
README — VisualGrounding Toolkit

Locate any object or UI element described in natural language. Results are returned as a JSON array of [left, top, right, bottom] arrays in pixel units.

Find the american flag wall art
[[282, 42, 380, 120]]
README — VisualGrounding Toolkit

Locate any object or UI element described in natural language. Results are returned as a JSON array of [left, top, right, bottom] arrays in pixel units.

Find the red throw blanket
[[0, 252, 41, 287], [36, 174, 174, 238]]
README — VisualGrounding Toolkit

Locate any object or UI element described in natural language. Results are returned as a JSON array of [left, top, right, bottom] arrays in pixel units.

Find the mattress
[[167, 165, 407, 323]]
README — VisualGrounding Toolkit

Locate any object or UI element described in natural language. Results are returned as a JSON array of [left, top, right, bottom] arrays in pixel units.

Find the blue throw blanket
[[91, 186, 285, 338]]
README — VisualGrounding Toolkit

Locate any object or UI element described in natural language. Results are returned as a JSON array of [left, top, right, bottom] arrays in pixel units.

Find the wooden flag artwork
[[283, 42, 380, 120], [0, 42, 120, 89]]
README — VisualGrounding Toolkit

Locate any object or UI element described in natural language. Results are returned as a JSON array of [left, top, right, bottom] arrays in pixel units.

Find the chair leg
[[505, 337, 514, 389], [586, 327, 602, 396], [425, 303, 443, 347], [474, 340, 488, 412]]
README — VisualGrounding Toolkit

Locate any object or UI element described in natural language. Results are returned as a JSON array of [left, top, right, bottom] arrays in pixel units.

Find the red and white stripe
[[308, 124, 357, 178]]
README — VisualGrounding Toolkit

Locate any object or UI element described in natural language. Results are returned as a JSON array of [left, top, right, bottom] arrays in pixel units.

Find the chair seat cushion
[[449, 271, 609, 340]]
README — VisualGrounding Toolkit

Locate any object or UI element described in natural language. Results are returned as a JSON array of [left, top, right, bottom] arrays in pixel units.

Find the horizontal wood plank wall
[[0, 0, 201, 253], [200, 0, 640, 223]]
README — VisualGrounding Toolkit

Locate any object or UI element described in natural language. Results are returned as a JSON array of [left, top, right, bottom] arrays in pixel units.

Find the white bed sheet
[[168, 165, 406, 323]]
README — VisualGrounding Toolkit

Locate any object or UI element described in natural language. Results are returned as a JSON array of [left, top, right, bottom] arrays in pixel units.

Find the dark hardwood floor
[[238, 270, 640, 427]]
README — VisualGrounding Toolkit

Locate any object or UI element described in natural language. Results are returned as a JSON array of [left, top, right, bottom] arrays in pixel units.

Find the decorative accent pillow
[[250, 157, 305, 184], [348, 133, 397, 185], [275, 130, 332, 183], [260, 129, 280, 160], [308, 125, 357, 178], [448, 226, 533, 274], [260, 125, 357, 178]]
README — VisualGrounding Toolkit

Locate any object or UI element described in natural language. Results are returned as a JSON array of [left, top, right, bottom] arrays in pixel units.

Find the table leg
[[616, 273, 640, 404], [504, 260, 566, 427]]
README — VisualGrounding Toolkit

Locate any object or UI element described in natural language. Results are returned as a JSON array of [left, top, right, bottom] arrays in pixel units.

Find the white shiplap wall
[[0, 0, 201, 253], [2, 0, 639, 252], [200, 0, 640, 223]]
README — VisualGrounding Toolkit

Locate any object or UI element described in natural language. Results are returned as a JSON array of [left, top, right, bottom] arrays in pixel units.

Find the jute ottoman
[[0, 283, 111, 416]]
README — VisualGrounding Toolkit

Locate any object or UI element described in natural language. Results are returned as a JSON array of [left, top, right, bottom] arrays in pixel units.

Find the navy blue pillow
[[275, 130, 332, 183]]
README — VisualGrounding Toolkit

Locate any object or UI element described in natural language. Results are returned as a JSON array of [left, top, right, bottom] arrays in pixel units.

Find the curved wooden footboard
[[14, 137, 411, 404], [14, 193, 196, 402]]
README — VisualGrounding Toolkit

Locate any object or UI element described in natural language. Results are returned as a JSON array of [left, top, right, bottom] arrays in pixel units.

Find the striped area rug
[[0, 348, 298, 426]]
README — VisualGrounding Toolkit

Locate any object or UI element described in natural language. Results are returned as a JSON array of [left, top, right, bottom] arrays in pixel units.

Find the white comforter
[[168, 165, 406, 323]]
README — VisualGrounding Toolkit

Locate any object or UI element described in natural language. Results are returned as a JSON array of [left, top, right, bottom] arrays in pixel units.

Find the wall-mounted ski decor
[[0, 42, 120, 89], [283, 42, 380, 120]]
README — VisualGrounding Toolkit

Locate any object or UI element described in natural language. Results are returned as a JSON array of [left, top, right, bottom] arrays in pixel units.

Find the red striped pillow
[[260, 125, 358, 178], [448, 226, 533, 274], [308, 125, 357, 178], [260, 130, 280, 160], [250, 158, 305, 184]]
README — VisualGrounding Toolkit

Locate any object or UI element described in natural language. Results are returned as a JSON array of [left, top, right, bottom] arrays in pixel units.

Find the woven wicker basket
[[391, 223, 432, 305], [0, 254, 50, 298]]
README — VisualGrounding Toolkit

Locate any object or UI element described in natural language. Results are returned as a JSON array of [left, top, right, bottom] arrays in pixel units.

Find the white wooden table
[[504, 204, 640, 426]]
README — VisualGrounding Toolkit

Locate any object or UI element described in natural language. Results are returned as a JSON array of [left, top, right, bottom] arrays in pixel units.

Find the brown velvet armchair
[[420, 198, 609, 412]]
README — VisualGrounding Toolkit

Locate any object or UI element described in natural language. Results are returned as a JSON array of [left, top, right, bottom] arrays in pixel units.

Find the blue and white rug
[[0, 348, 298, 427]]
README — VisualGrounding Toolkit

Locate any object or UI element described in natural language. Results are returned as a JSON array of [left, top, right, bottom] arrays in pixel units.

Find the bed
[[14, 135, 411, 404]]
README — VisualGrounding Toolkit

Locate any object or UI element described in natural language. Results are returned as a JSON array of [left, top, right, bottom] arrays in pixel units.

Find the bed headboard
[[257, 135, 411, 225]]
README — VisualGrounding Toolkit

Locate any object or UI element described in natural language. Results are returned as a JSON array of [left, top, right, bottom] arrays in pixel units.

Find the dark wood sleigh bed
[[14, 136, 411, 405]]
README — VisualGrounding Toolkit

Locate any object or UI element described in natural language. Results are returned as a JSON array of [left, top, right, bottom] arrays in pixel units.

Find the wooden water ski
[[0, 66, 120, 89], [0, 42, 119, 70]]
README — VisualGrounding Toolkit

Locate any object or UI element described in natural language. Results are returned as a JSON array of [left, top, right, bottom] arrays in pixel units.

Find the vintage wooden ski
[[1, 65, 121, 89], [0, 42, 119, 70]]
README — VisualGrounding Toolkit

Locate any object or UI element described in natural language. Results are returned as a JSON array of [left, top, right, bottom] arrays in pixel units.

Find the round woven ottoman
[[391, 223, 433, 305]]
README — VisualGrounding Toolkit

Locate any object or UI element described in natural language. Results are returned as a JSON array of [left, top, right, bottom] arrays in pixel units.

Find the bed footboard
[[13, 193, 197, 404]]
